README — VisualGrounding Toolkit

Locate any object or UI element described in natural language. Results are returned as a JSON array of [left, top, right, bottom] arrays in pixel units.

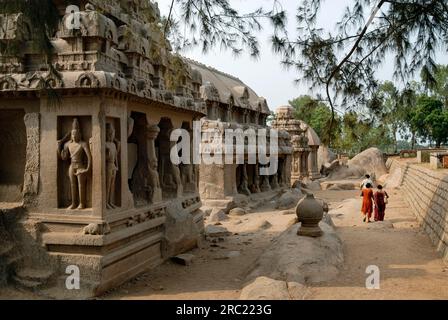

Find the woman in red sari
[[374, 185, 389, 221], [361, 183, 374, 223]]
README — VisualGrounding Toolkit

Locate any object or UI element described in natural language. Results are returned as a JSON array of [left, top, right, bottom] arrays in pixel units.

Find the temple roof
[[300, 120, 321, 146], [186, 58, 271, 115]]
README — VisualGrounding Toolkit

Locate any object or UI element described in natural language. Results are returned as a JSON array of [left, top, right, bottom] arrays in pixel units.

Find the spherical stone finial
[[296, 193, 324, 237]]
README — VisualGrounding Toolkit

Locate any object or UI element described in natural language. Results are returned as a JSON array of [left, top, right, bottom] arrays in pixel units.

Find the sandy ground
[[1, 189, 447, 300]]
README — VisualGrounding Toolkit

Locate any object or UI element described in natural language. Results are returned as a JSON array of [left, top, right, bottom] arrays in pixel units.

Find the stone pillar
[[238, 163, 251, 196], [300, 150, 310, 179], [146, 124, 162, 203], [252, 164, 261, 193], [260, 165, 271, 192], [23, 113, 40, 206], [308, 146, 321, 180], [291, 152, 301, 185], [270, 173, 279, 190]]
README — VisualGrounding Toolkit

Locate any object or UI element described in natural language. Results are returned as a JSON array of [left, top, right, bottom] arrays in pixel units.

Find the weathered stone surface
[[321, 180, 359, 191], [301, 179, 322, 191], [162, 202, 201, 259], [245, 222, 343, 285], [391, 159, 448, 262], [23, 113, 40, 205], [255, 220, 273, 231], [214, 250, 241, 260], [240, 276, 309, 300], [171, 254, 195, 266], [275, 189, 303, 210], [229, 207, 247, 216], [318, 145, 337, 171], [205, 225, 231, 238], [326, 148, 387, 180], [240, 277, 290, 300], [200, 206, 213, 216], [209, 209, 229, 222]]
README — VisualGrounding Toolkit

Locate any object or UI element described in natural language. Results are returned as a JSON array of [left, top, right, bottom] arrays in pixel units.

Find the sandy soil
[[1, 189, 447, 300]]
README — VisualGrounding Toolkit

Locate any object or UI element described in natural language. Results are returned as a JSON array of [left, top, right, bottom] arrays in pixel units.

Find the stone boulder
[[240, 276, 308, 300], [327, 148, 387, 180], [205, 225, 231, 238], [318, 145, 337, 171], [229, 207, 247, 216], [347, 147, 387, 178], [320, 181, 359, 191], [162, 202, 201, 259], [384, 166, 403, 189], [301, 179, 322, 191], [245, 222, 343, 285], [321, 159, 341, 177], [209, 209, 229, 222], [275, 189, 304, 210]]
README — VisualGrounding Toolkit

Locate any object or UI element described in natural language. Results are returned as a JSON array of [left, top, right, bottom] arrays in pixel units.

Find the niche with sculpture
[[105, 118, 121, 210], [155, 117, 183, 199], [57, 117, 92, 209], [128, 112, 151, 207], [179, 121, 197, 194]]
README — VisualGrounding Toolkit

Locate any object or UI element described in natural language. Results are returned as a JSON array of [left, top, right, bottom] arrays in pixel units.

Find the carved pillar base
[[270, 175, 279, 190], [260, 175, 271, 192]]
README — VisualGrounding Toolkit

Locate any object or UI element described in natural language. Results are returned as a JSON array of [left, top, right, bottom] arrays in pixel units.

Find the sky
[[158, 0, 448, 112]]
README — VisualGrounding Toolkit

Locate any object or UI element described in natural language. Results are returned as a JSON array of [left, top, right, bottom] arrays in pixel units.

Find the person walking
[[360, 174, 374, 189], [361, 183, 374, 223], [374, 185, 389, 221]]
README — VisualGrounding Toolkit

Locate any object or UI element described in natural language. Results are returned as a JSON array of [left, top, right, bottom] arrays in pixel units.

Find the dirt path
[[103, 189, 447, 300], [1, 189, 446, 300], [307, 189, 448, 299]]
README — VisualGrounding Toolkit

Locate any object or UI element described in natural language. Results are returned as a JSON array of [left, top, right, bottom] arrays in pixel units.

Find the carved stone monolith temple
[[0, 1, 315, 297]]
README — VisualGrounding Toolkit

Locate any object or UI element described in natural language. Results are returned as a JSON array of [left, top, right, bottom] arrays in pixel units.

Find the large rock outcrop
[[318, 145, 337, 171], [327, 147, 387, 180], [240, 221, 343, 300]]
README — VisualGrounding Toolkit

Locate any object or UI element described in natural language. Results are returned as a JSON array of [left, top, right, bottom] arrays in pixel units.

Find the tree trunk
[[411, 131, 416, 150], [392, 125, 398, 153]]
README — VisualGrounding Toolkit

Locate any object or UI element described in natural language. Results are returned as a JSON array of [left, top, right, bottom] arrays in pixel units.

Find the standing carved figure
[[58, 118, 92, 210], [106, 123, 120, 210]]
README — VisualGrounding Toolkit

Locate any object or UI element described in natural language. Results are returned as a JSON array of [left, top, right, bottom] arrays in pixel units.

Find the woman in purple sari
[[374, 185, 389, 221]]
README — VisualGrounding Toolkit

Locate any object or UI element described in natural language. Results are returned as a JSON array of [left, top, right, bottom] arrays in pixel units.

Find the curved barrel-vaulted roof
[[186, 58, 271, 115], [300, 120, 321, 146]]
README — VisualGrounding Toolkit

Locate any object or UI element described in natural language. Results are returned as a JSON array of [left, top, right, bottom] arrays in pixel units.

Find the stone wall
[[390, 160, 448, 261]]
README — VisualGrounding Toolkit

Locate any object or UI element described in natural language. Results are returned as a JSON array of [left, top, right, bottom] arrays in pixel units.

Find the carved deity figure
[[106, 123, 120, 210], [58, 118, 92, 210], [148, 156, 162, 203]]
